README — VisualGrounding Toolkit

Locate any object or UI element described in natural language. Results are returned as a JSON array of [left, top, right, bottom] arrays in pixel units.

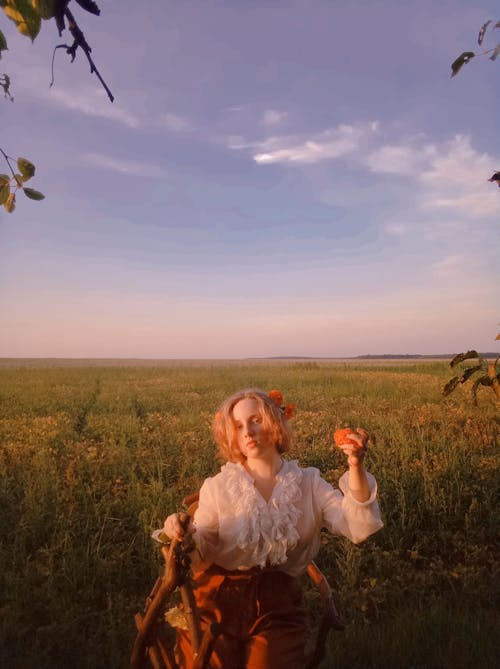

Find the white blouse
[[192, 459, 383, 577]]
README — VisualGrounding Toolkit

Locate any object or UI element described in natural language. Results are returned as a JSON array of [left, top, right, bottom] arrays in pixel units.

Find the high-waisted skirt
[[175, 564, 306, 669]]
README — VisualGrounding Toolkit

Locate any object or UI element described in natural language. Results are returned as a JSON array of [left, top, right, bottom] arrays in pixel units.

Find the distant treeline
[[355, 353, 499, 360]]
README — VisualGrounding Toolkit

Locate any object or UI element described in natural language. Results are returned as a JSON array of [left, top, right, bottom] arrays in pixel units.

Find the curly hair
[[212, 388, 292, 463]]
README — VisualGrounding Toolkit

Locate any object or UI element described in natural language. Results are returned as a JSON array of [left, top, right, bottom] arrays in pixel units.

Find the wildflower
[[268, 389, 284, 406], [333, 428, 358, 447]]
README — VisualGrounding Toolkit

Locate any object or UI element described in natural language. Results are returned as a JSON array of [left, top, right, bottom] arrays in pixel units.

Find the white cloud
[[47, 87, 140, 128], [252, 122, 377, 165], [261, 109, 288, 126], [83, 152, 167, 178], [364, 143, 436, 175], [228, 121, 499, 220], [418, 135, 500, 217], [362, 134, 500, 219], [164, 112, 191, 132]]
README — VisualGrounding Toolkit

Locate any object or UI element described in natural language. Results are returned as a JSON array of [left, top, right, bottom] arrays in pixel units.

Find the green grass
[[0, 360, 498, 668]]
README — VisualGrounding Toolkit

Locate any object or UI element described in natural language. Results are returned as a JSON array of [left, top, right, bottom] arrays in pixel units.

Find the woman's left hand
[[335, 428, 369, 468]]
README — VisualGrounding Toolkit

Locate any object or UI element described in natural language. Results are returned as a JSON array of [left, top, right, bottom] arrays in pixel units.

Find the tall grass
[[0, 361, 498, 668]]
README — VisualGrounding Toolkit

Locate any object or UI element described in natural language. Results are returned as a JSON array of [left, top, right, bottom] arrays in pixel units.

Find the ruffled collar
[[218, 459, 303, 567]]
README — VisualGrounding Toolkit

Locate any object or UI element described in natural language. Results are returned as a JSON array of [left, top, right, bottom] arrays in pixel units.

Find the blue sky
[[0, 0, 499, 358]]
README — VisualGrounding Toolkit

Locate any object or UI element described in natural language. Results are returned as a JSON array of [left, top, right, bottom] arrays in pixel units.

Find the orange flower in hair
[[333, 428, 358, 446], [268, 389, 284, 407], [283, 403, 296, 420]]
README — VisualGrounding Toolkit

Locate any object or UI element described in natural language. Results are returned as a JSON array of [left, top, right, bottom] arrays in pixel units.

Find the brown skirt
[[175, 565, 306, 669]]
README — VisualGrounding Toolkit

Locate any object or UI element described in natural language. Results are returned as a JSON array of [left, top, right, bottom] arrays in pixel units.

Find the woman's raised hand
[[333, 427, 369, 468]]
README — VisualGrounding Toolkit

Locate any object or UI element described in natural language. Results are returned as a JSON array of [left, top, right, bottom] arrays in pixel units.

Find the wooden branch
[[130, 512, 218, 669], [306, 561, 345, 631], [192, 623, 223, 669], [49, 4, 114, 102], [179, 581, 201, 655], [305, 561, 345, 669], [130, 541, 184, 669]]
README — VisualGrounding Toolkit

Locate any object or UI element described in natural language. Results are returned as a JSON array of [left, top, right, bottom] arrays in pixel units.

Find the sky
[[0, 0, 499, 358]]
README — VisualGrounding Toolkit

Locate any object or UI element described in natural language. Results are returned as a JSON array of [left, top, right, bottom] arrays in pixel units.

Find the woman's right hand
[[162, 512, 195, 543]]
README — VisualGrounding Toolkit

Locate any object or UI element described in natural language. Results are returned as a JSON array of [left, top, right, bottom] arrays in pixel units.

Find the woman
[[162, 388, 383, 668]]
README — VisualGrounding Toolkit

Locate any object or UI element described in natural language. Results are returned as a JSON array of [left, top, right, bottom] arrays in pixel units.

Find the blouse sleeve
[[190, 476, 220, 570], [314, 469, 383, 544]]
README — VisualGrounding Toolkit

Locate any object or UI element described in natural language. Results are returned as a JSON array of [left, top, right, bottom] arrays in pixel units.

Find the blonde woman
[[162, 388, 383, 669]]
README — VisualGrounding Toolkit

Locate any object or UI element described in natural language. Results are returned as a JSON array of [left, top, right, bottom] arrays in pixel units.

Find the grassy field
[[0, 360, 498, 668]]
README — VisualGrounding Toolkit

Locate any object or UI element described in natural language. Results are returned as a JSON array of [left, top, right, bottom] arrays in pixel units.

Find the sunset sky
[[1, 0, 499, 358]]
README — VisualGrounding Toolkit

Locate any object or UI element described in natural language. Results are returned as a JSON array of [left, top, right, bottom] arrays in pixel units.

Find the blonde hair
[[212, 388, 292, 463]]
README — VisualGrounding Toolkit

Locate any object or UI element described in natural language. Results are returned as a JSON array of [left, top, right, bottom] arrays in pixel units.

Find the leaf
[[450, 52, 475, 77], [0, 29, 8, 56], [443, 376, 460, 396], [490, 44, 500, 62], [2, 0, 42, 40], [0, 180, 10, 206], [74, 0, 100, 16], [478, 20, 492, 46], [23, 187, 45, 200], [31, 0, 56, 20], [17, 156, 35, 179], [53, 0, 67, 36], [459, 364, 484, 384], [0, 173, 10, 185], [450, 350, 479, 368], [4, 191, 15, 212], [471, 375, 492, 404], [0, 72, 13, 101]]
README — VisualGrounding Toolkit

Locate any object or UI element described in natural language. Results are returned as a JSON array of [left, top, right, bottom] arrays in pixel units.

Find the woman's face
[[232, 397, 274, 459]]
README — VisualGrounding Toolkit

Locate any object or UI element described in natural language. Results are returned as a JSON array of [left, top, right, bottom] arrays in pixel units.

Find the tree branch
[[50, 3, 114, 102]]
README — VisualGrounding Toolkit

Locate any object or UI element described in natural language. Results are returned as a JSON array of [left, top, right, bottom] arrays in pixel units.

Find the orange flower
[[333, 428, 358, 446], [268, 389, 284, 407], [283, 403, 296, 419]]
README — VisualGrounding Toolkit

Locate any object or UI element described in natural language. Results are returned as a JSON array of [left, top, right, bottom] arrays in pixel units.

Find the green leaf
[[471, 375, 492, 404], [73, 0, 100, 17], [17, 156, 35, 179], [450, 52, 475, 77], [23, 187, 45, 200], [459, 364, 484, 384], [2, 0, 42, 41], [0, 180, 10, 205], [450, 350, 479, 368], [442, 376, 460, 396], [31, 0, 56, 20], [4, 191, 15, 212], [0, 173, 10, 186]]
